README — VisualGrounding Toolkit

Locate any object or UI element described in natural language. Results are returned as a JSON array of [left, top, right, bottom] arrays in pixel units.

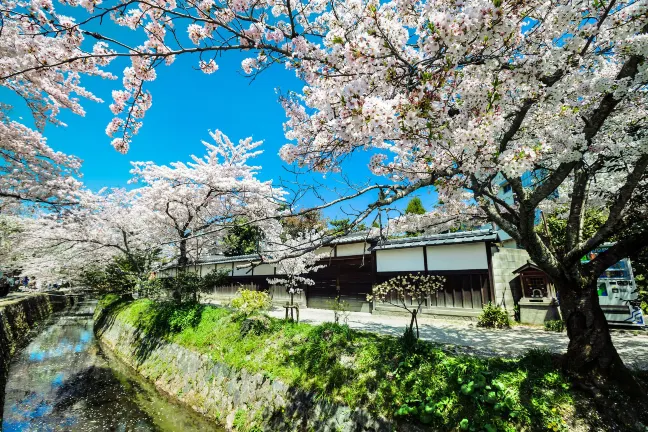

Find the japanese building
[[160, 229, 532, 321]]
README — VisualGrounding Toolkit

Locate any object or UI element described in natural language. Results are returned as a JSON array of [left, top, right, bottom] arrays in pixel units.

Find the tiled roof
[[328, 230, 378, 245], [372, 229, 498, 250], [196, 253, 261, 265]]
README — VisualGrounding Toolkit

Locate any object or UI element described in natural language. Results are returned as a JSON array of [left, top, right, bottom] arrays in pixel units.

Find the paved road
[[267, 307, 648, 370]]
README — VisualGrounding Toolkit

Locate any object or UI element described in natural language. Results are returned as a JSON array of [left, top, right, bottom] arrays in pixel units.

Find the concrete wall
[[253, 264, 275, 276], [491, 246, 530, 313], [519, 299, 561, 325], [95, 308, 391, 432]]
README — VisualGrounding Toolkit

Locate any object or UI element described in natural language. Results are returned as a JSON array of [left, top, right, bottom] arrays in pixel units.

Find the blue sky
[[4, 18, 438, 221]]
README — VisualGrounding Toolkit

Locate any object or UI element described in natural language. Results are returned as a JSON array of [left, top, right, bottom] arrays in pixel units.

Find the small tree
[[405, 197, 426, 215], [405, 197, 427, 237], [368, 274, 445, 339]]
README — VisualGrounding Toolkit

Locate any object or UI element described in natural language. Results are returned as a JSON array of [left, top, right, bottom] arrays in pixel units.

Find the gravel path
[[267, 307, 648, 370]]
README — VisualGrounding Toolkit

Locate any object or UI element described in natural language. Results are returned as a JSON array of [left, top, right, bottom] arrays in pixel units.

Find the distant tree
[[328, 218, 367, 235], [405, 198, 426, 237], [80, 250, 160, 294], [539, 207, 609, 256], [405, 197, 426, 215], [222, 218, 264, 257], [280, 209, 327, 239]]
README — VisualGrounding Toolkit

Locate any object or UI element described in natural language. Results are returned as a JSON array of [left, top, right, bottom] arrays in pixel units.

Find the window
[[503, 184, 512, 194], [523, 275, 548, 298]]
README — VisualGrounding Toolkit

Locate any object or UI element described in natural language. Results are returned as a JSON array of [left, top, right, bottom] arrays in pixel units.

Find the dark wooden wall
[[214, 253, 490, 311], [307, 255, 374, 310], [374, 270, 491, 310]]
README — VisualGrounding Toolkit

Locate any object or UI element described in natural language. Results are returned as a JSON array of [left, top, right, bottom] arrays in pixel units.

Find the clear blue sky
[[4, 19, 438, 221]]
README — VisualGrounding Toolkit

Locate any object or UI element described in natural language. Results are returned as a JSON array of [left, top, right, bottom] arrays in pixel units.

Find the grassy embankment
[[97, 294, 633, 432]]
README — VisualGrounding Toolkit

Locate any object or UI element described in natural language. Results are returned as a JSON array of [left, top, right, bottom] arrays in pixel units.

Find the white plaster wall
[[158, 268, 176, 278], [187, 266, 200, 274], [200, 264, 215, 276], [216, 263, 233, 276], [426, 243, 488, 271], [491, 246, 530, 313], [233, 262, 254, 276], [376, 247, 425, 272], [315, 246, 334, 257], [253, 264, 275, 276], [336, 242, 370, 257]]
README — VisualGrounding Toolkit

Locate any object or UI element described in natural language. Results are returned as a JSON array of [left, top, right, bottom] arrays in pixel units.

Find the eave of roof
[[197, 253, 262, 265], [372, 229, 499, 251], [327, 230, 378, 245], [512, 260, 543, 274]]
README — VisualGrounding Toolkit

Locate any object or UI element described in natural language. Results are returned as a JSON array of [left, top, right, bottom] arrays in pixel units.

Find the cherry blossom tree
[[9, 188, 157, 284], [130, 129, 285, 268], [2, 0, 648, 391], [0, 108, 83, 213], [369, 274, 445, 339], [266, 232, 326, 294]]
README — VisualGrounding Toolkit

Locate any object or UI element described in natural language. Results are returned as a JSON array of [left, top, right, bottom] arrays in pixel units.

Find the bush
[[230, 289, 271, 317], [326, 296, 351, 325], [400, 326, 418, 352], [240, 315, 271, 337], [168, 302, 204, 332], [544, 320, 565, 332], [477, 303, 511, 329]]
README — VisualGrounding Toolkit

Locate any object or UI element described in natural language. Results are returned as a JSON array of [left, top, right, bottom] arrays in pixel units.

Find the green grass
[[98, 297, 583, 431]]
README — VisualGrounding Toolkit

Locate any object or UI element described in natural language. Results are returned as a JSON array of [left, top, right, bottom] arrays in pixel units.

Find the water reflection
[[3, 300, 220, 431]]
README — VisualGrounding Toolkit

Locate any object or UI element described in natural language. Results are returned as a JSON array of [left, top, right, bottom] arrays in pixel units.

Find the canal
[[2, 299, 221, 431]]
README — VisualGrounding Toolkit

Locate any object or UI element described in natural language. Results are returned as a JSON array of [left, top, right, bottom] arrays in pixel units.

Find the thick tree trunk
[[178, 239, 188, 269], [556, 278, 639, 395]]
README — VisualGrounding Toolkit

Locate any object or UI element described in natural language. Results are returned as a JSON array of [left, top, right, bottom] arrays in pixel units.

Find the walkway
[[0, 291, 42, 307], [267, 307, 648, 370]]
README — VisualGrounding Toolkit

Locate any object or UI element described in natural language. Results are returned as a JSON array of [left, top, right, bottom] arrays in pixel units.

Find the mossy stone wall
[[0, 293, 79, 428], [95, 309, 392, 432]]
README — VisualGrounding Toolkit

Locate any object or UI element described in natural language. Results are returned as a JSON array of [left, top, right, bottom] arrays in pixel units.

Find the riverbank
[[95, 296, 647, 431], [0, 292, 79, 426], [3, 299, 219, 432]]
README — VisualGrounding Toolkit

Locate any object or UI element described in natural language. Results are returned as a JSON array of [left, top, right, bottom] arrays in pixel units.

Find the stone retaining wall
[[0, 293, 79, 427], [491, 247, 530, 314], [94, 306, 393, 432]]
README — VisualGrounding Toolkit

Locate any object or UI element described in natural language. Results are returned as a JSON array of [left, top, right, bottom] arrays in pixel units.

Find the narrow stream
[[2, 300, 221, 432]]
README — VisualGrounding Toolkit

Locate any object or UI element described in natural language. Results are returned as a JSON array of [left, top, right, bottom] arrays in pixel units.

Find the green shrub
[[477, 303, 511, 329], [167, 302, 204, 332], [240, 315, 271, 337], [230, 289, 272, 317], [400, 326, 418, 352], [544, 320, 565, 332], [326, 296, 351, 324]]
